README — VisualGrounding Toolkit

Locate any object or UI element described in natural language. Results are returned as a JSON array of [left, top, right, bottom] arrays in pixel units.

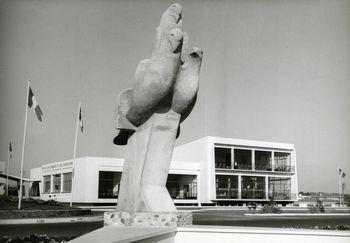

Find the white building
[[30, 136, 298, 206]]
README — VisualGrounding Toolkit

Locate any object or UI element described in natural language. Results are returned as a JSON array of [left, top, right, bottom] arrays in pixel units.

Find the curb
[[0, 215, 103, 225]]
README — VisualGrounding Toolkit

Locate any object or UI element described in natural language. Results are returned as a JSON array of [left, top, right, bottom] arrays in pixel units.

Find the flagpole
[[18, 80, 30, 210], [70, 101, 81, 207], [6, 141, 11, 196], [338, 169, 341, 207]]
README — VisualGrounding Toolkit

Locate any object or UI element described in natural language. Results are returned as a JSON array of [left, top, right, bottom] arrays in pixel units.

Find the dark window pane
[[255, 151, 272, 171], [98, 171, 122, 199], [52, 174, 61, 193], [234, 149, 252, 170], [241, 176, 265, 199], [274, 152, 291, 171], [166, 174, 197, 199], [215, 175, 238, 199], [215, 147, 232, 169]]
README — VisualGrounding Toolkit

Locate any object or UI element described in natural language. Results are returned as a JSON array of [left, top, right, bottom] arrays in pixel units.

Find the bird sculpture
[[114, 3, 203, 145]]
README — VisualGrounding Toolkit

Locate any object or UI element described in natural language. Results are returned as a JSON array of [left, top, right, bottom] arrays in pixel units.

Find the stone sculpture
[[113, 3, 203, 214]]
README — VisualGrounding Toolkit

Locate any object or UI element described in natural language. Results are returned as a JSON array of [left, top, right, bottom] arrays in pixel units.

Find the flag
[[79, 107, 83, 133], [9, 141, 12, 159], [28, 86, 43, 122]]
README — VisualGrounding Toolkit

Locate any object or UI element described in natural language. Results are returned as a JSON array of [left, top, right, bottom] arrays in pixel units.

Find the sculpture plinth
[[107, 3, 203, 228]]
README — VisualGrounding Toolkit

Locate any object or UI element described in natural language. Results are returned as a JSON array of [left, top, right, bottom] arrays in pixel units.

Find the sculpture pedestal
[[104, 211, 193, 227]]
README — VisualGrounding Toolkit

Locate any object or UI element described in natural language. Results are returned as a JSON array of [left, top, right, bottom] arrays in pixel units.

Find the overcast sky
[[0, 0, 349, 193]]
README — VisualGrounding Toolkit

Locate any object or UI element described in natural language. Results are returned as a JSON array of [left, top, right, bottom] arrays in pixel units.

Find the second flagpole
[[70, 101, 81, 207], [18, 80, 31, 210], [6, 141, 11, 196]]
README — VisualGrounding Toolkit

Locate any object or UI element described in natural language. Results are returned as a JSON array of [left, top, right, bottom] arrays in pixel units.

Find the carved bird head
[[159, 28, 183, 54], [189, 47, 203, 60], [168, 3, 182, 24]]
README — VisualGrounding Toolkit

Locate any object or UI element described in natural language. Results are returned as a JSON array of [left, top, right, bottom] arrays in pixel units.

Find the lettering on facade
[[42, 161, 73, 172]]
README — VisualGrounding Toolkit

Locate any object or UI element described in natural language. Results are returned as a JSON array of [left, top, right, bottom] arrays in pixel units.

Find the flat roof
[[208, 136, 295, 150], [0, 173, 30, 182]]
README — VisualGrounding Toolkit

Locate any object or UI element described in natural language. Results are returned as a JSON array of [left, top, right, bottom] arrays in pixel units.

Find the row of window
[[98, 172, 198, 200], [215, 147, 292, 172], [216, 175, 291, 200], [43, 173, 72, 193]]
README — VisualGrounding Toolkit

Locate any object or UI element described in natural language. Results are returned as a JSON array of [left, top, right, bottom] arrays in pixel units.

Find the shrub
[[262, 197, 281, 214], [262, 204, 281, 214]]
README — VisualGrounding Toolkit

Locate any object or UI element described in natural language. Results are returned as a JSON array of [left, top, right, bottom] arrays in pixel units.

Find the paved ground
[[193, 211, 350, 228]]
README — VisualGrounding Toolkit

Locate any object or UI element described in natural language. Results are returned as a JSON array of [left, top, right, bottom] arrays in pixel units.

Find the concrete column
[[231, 148, 234, 169], [265, 176, 269, 200], [238, 175, 242, 199], [271, 150, 275, 172], [50, 174, 53, 194], [60, 173, 64, 193], [196, 172, 201, 207], [251, 150, 255, 171]]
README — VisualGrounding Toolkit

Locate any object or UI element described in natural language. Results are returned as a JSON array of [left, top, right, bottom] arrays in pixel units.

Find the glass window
[[274, 152, 291, 171], [63, 173, 72, 193], [43, 175, 51, 193], [241, 176, 265, 199], [53, 174, 61, 193], [255, 151, 272, 171], [98, 171, 122, 199], [214, 147, 232, 169], [166, 174, 197, 199], [269, 177, 291, 200], [234, 149, 252, 170], [215, 175, 238, 199]]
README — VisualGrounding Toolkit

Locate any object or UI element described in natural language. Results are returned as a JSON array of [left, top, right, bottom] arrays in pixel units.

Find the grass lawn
[[0, 196, 76, 210]]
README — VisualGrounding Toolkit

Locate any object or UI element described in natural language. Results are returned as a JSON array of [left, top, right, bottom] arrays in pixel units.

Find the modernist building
[[30, 136, 298, 206]]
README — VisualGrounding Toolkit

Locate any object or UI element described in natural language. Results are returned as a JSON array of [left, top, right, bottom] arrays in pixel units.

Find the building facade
[[172, 137, 298, 206], [30, 136, 298, 206]]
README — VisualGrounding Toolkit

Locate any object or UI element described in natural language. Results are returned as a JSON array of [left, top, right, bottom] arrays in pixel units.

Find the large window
[[234, 149, 252, 170], [216, 175, 238, 199], [255, 151, 272, 171], [241, 176, 265, 199], [269, 177, 291, 200], [98, 171, 122, 199], [274, 152, 291, 172], [43, 176, 51, 193], [63, 173, 72, 193], [166, 174, 197, 199], [52, 174, 61, 193], [215, 147, 232, 169]]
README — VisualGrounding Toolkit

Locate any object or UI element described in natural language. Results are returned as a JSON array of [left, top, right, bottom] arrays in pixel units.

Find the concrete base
[[70, 224, 350, 243], [104, 211, 192, 227]]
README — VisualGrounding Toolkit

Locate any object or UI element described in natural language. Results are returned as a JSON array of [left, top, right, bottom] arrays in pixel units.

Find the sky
[[0, 0, 349, 193]]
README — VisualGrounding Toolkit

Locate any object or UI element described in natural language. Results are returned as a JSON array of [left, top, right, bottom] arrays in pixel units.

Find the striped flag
[[79, 107, 83, 133], [339, 169, 346, 178], [9, 141, 12, 159], [28, 86, 43, 122]]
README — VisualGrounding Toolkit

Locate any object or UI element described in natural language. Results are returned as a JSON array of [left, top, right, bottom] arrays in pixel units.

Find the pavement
[[0, 215, 103, 225]]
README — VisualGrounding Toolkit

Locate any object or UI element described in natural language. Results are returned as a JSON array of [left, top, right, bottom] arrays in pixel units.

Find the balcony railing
[[274, 165, 295, 172], [269, 192, 297, 200], [216, 188, 239, 199], [215, 162, 232, 169], [234, 164, 252, 170], [215, 162, 295, 173], [241, 189, 266, 199], [269, 192, 291, 200], [255, 164, 272, 171]]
